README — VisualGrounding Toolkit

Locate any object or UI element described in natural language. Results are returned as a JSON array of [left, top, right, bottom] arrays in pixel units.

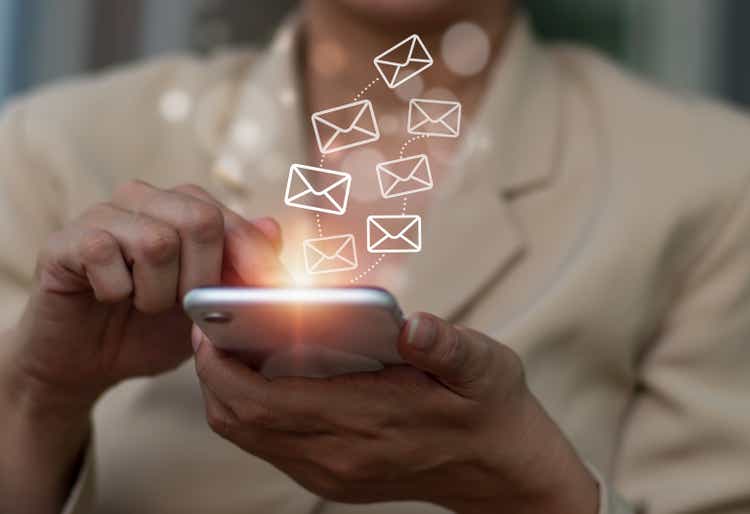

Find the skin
[[196, 1, 599, 512], [194, 318, 599, 513], [0, 1, 598, 513], [0, 182, 285, 513]]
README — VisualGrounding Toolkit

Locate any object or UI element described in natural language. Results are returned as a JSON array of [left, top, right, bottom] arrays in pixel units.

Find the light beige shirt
[[2, 15, 750, 514]]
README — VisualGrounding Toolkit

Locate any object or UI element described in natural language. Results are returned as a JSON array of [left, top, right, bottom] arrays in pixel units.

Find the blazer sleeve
[[0, 99, 61, 331], [613, 176, 750, 514], [0, 100, 97, 514]]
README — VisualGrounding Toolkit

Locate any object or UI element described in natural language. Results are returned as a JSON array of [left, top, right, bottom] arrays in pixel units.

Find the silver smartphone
[[183, 287, 406, 378]]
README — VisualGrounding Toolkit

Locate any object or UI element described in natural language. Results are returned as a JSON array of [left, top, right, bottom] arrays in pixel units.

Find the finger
[[174, 184, 288, 286], [174, 184, 282, 251], [198, 379, 240, 438], [193, 330, 327, 433], [397, 313, 496, 399], [77, 229, 134, 303], [46, 227, 133, 302], [77, 203, 180, 313], [112, 181, 225, 299], [199, 378, 327, 465]]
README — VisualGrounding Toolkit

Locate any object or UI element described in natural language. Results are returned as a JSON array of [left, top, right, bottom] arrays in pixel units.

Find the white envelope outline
[[303, 234, 358, 275], [284, 164, 351, 216], [408, 99, 462, 138], [311, 100, 380, 154], [367, 215, 422, 254], [376, 154, 433, 199], [373, 34, 434, 89]]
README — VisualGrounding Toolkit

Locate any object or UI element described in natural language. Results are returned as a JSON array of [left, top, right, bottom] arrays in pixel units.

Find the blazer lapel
[[400, 16, 564, 319], [207, 17, 326, 276], [200, 12, 565, 514], [209, 14, 564, 323], [208, 16, 307, 214]]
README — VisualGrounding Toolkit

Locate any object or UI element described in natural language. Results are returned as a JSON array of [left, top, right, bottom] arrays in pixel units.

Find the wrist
[[1, 326, 97, 421], [446, 391, 599, 514], [0, 329, 92, 513]]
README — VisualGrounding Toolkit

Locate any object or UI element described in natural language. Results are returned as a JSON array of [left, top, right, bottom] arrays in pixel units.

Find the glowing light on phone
[[290, 268, 316, 288]]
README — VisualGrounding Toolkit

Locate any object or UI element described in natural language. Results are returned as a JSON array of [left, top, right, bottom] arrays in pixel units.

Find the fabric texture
[[1, 13, 750, 514]]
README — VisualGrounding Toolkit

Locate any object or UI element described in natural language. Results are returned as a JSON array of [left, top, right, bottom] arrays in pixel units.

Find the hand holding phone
[[184, 287, 405, 378]]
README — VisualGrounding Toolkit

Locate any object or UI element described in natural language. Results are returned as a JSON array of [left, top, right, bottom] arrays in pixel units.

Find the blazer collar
[[212, 13, 563, 319], [400, 16, 564, 318]]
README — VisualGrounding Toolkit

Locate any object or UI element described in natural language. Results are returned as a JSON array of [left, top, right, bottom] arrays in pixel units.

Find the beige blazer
[[1, 15, 750, 514]]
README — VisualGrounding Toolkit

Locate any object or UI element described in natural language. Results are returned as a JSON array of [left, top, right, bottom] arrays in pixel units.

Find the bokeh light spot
[[278, 87, 297, 108], [441, 22, 491, 77], [379, 113, 401, 136], [159, 89, 193, 123], [395, 75, 424, 103], [230, 119, 262, 152], [310, 40, 349, 77], [423, 87, 458, 102], [212, 153, 245, 189]]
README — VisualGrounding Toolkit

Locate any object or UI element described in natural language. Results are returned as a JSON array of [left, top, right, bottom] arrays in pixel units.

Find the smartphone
[[183, 287, 406, 378]]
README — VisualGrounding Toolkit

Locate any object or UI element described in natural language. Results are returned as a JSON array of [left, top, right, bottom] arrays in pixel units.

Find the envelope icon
[[374, 34, 433, 89], [285, 164, 351, 215], [408, 99, 462, 138], [304, 234, 358, 275], [311, 100, 380, 154], [367, 215, 422, 254], [376, 154, 433, 199]]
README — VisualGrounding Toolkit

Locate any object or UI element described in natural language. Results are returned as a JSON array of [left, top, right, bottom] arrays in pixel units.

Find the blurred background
[[0, 0, 749, 109]]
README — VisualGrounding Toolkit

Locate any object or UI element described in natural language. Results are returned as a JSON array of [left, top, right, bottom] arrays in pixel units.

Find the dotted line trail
[[350, 254, 386, 284], [399, 135, 429, 158], [312, 153, 326, 237], [315, 213, 323, 238], [354, 77, 380, 101]]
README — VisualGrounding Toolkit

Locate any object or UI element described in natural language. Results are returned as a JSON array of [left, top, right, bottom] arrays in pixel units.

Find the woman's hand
[[8, 180, 283, 408], [0, 180, 284, 514], [194, 313, 599, 514]]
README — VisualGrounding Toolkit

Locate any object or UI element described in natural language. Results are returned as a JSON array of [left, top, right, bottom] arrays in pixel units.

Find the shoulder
[[552, 43, 750, 187], [550, 43, 750, 264], [14, 49, 256, 128], [5, 49, 258, 186]]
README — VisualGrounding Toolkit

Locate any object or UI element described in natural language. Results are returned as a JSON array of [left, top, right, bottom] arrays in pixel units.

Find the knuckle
[[36, 232, 72, 282], [306, 474, 346, 501], [173, 183, 209, 197], [206, 409, 237, 439], [324, 455, 371, 483], [194, 356, 211, 383], [436, 325, 466, 371], [40, 229, 68, 262], [181, 203, 224, 243], [237, 405, 277, 429], [136, 224, 180, 264], [95, 281, 133, 304], [113, 179, 150, 200], [79, 230, 119, 265], [80, 201, 113, 219]]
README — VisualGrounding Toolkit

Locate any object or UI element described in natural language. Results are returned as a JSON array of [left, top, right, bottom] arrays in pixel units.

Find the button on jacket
[[1, 15, 750, 514]]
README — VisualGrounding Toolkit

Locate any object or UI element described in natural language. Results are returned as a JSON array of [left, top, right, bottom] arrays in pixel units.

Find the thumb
[[398, 313, 495, 398]]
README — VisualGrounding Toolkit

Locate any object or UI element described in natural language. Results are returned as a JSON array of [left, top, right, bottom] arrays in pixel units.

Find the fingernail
[[191, 325, 204, 353], [407, 315, 436, 350]]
